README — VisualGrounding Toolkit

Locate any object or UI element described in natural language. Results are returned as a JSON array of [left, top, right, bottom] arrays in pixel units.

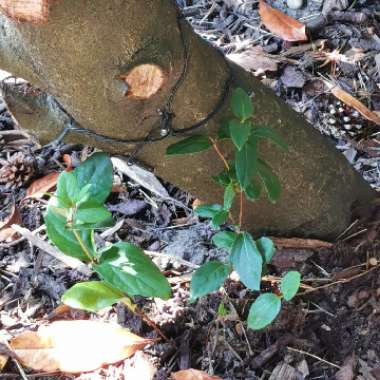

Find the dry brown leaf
[[9, 320, 155, 373], [335, 355, 356, 380], [0, 354, 8, 372], [0, 0, 50, 23], [171, 369, 222, 380], [227, 46, 279, 74], [326, 82, 380, 125], [0, 204, 22, 243], [24, 172, 60, 200], [259, 1, 308, 42]]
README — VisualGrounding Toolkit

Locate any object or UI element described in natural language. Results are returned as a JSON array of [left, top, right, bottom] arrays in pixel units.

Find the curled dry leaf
[[258, 1, 308, 42], [24, 172, 60, 200], [325, 82, 380, 126], [0, 203, 22, 243], [171, 369, 222, 380], [9, 320, 155, 373]]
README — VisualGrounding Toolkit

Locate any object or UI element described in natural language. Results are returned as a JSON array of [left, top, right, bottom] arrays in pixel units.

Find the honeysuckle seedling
[[166, 87, 301, 330]]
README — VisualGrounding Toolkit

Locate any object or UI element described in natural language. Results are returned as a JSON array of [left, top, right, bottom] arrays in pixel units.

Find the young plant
[[166, 88, 301, 330], [44, 153, 171, 315]]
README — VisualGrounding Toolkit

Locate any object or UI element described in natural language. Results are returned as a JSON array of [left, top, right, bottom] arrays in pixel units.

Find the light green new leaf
[[231, 88, 254, 121], [195, 204, 223, 219], [62, 281, 124, 312], [248, 293, 282, 330], [211, 210, 229, 228], [166, 135, 212, 155], [44, 206, 96, 262], [256, 237, 275, 264], [280, 271, 301, 301], [229, 120, 252, 151], [258, 159, 282, 203], [223, 182, 236, 210], [235, 137, 258, 190], [190, 261, 231, 302], [230, 232, 263, 291], [251, 127, 288, 150], [73, 153, 113, 204], [95, 242, 171, 300], [212, 231, 238, 252], [75, 204, 112, 225], [55, 171, 78, 208]]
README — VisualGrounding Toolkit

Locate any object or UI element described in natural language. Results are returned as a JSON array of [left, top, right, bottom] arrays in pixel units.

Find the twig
[[11, 224, 91, 276], [239, 191, 243, 228], [270, 237, 333, 249], [209, 137, 230, 171], [287, 347, 341, 369]]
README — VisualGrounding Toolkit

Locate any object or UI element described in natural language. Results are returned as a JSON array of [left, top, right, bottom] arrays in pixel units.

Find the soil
[[1, 0, 380, 379]]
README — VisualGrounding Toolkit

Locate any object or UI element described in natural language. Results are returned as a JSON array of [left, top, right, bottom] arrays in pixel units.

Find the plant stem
[[239, 191, 244, 228], [121, 298, 169, 341], [73, 229, 94, 263], [209, 137, 230, 171]]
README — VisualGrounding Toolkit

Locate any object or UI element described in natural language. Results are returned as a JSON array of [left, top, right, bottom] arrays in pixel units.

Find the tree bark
[[0, 0, 375, 239]]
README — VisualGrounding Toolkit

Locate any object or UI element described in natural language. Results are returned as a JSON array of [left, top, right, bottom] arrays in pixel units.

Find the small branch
[[209, 137, 230, 171], [238, 191, 243, 228], [11, 224, 91, 276]]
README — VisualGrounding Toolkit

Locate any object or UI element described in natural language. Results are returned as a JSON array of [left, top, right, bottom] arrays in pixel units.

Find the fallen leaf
[[24, 172, 60, 200], [62, 154, 73, 170], [171, 369, 221, 380], [335, 355, 356, 380], [227, 46, 279, 74], [0, 204, 22, 243], [9, 320, 155, 373], [325, 82, 380, 125], [0, 0, 49, 23], [259, 1, 308, 42]]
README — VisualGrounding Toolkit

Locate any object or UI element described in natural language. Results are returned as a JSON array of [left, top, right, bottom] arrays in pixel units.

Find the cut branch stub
[[0, 0, 49, 23], [120, 64, 166, 99]]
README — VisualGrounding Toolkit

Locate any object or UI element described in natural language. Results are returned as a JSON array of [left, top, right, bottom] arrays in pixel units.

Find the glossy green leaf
[[251, 127, 288, 150], [62, 281, 124, 312], [229, 120, 252, 150], [195, 204, 223, 219], [230, 232, 263, 291], [280, 271, 301, 301], [94, 242, 171, 300], [223, 182, 236, 210], [212, 231, 238, 252], [75, 205, 112, 225], [248, 293, 282, 330], [218, 119, 231, 139], [244, 178, 262, 201], [73, 152, 113, 204], [55, 171, 78, 207], [258, 159, 282, 203], [44, 206, 96, 262], [256, 237, 275, 264], [231, 88, 253, 121], [235, 136, 258, 190], [166, 135, 212, 155], [211, 210, 229, 228], [190, 261, 231, 302]]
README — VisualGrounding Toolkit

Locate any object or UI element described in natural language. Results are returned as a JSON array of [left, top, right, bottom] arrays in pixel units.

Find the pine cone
[[0, 151, 36, 189]]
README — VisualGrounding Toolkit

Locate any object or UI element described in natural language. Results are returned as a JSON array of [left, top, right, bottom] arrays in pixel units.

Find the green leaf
[[248, 293, 282, 330], [258, 159, 282, 203], [94, 242, 171, 300], [230, 232, 263, 291], [44, 206, 96, 262], [235, 136, 258, 190], [62, 281, 124, 312], [280, 271, 301, 301], [218, 119, 231, 139], [195, 204, 223, 219], [223, 182, 236, 210], [251, 127, 288, 150], [212, 231, 238, 252], [256, 237, 275, 264], [56, 171, 78, 207], [75, 205, 112, 225], [229, 120, 252, 151], [211, 210, 229, 228], [166, 135, 212, 155], [244, 178, 262, 201], [190, 261, 231, 302], [73, 152, 113, 205], [231, 88, 253, 121]]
